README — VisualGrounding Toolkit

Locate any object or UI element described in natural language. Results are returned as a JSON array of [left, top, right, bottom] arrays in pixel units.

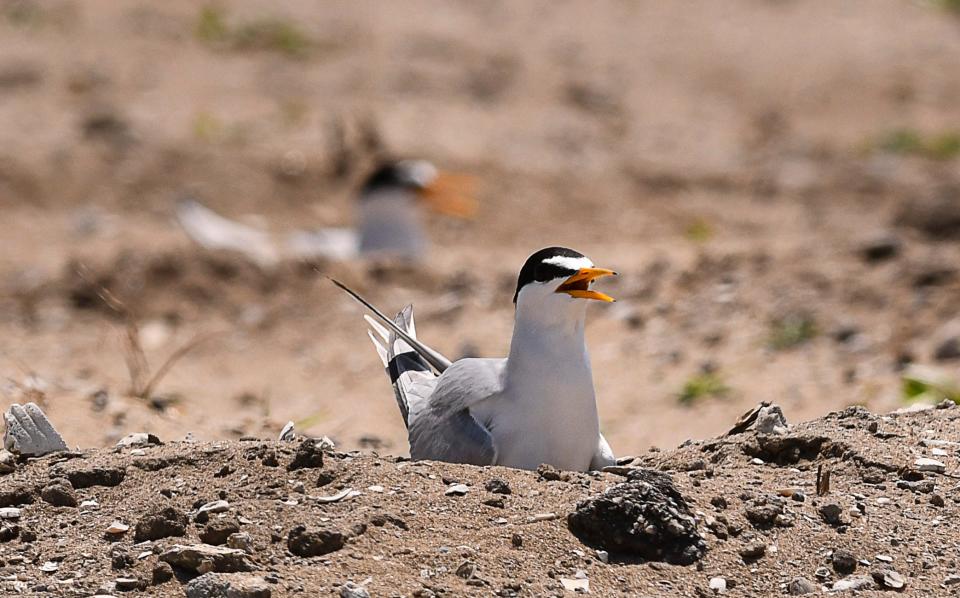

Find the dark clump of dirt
[[286, 525, 347, 557], [134, 505, 189, 542], [286, 438, 325, 471], [567, 469, 706, 565]]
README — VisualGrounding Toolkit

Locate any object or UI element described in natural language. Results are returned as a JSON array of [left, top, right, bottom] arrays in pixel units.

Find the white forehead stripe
[[398, 160, 438, 187], [542, 255, 594, 271]]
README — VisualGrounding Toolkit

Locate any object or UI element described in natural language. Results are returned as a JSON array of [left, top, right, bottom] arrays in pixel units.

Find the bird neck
[[506, 298, 590, 384], [356, 190, 426, 257]]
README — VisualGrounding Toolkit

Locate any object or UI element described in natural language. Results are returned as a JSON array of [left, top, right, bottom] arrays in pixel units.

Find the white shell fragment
[[106, 521, 130, 534], [278, 421, 296, 441], [196, 500, 229, 515], [3, 403, 68, 457], [445, 484, 470, 496], [313, 488, 360, 503]]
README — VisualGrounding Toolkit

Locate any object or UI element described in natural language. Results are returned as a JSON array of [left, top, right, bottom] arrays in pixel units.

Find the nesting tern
[[334, 247, 618, 472], [177, 159, 477, 266]]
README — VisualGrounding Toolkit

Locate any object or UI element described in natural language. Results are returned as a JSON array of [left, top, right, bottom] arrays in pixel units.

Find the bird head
[[361, 160, 478, 218], [513, 247, 617, 309]]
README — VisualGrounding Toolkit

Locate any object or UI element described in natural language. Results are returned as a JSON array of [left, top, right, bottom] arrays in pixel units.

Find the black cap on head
[[361, 160, 436, 196], [513, 247, 587, 303]]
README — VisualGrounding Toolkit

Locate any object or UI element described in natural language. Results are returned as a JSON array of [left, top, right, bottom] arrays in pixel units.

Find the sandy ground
[[2, 403, 960, 596], [2, 0, 960, 458]]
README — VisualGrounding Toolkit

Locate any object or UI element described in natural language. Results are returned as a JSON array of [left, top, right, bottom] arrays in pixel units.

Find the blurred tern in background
[[176, 160, 477, 266]]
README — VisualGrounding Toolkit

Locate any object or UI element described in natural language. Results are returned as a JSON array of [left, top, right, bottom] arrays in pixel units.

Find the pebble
[[596, 550, 609, 564], [115, 433, 160, 448], [185, 573, 272, 598], [831, 576, 874, 591], [0, 449, 15, 474], [819, 504, 843, 526], [914, 458, 945, 473], [445, 484, 469, 496], [875, 554, 893, 563], [367, 485, 384, 493], [484, 478, 512, 495], [873, 569, 905, 590], [340, 582, 370, 598], [41, 481, 78, 508], [0, 507, 22, 519], [787, 577, 816, 595], [106, 521, 130, 535], [227, 532, 253, 552], [197, 500, 230, 515], [40, 561, 59, 573], [114, 578, 139, 591], [931, 448, 948, 457], [831, 549, 857, 574], [750, 458, 765, 466], [945, 574, 960, 585], [559, 578, 589, 592], [709, 576, 727, 594], [739, 541, 766, 561]]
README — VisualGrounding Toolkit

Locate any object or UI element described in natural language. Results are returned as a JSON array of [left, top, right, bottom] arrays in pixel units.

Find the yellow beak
[[555, 267, 617, 302], [418, 172, 479, 218]]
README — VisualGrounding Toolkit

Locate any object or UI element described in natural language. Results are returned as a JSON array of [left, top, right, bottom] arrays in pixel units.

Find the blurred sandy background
[[2, 0, 959, 457]]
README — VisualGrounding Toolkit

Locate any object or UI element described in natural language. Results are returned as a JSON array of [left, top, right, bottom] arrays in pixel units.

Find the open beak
[[556, 267, 617, 302], [418, 172, 479, 218]]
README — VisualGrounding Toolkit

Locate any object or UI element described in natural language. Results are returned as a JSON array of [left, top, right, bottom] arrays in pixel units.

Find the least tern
[[177, 159, 477, 266], [334, 246, 618, 472]]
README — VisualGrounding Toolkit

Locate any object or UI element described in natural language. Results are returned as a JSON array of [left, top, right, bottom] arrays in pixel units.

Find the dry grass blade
[[138, 331, 219, 400], [816, 463, 831, 496]]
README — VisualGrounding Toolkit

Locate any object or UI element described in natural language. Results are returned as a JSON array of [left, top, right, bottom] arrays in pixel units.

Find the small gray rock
[[914, 458, 945, 473], [739, 541, 766, 561], [115, 577, 141, 591], [115, 433, 161, 448], [755, 405, 788, 435], [831, 549, 857, 575], [200, 517, 240, 546], [287, 526, 346, 557], [185, 573, 271, 598], [787, 577, 816, 595], [339, 582, 370, 598], [41, 481, 77, 508], [0, 449, 15, 474], [445, 484, 470, 496], [484, 478, 512, 495], [819, 504, 843, 526], [160, 544, 252, 574], [872, 569, 905, 590], [831, 575, 875, 591]]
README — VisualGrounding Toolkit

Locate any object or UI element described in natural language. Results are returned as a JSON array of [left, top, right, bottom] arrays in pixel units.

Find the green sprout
[[769, 313, 817, 350], [678, 371, 730, 406]]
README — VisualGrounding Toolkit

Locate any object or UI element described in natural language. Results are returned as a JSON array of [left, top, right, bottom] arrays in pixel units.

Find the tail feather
[[364, 305, 433, 428], [333, 279, 444, 429]]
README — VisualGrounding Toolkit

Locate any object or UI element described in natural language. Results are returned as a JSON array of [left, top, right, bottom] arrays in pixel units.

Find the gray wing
[[407, 358, 505, 466]]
